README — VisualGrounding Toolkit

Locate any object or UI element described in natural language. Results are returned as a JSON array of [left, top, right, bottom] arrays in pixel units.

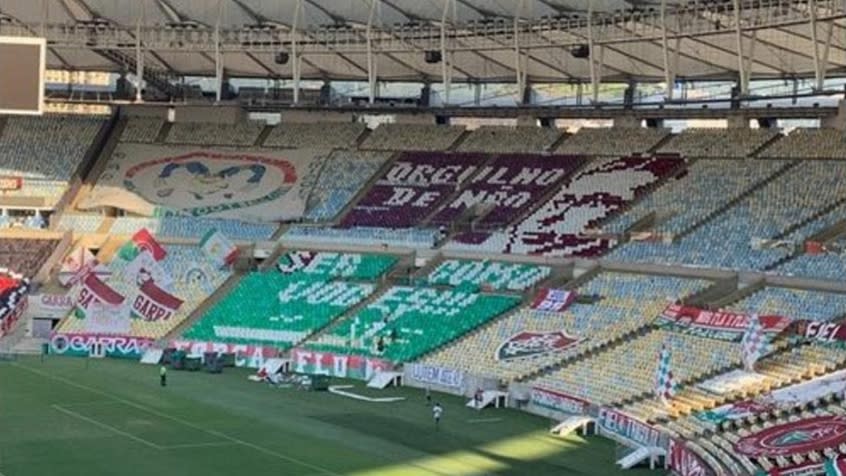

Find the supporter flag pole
[[655, 341, 676, 406], [741, 314, 765, 372]]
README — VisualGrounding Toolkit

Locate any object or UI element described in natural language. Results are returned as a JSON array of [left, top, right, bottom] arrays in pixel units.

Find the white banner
[[407, 363, 465, 389]]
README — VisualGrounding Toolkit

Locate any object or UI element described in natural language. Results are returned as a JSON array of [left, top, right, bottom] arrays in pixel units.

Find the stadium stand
[[776, 236, 846, 280], [656, 128, 779, 158], [425, 259, 550, 291], [182, 251, 397, 348], [55, 214, 105, 233], [532, 329, 742, 405], [284, 225, 438, 248], [609, 160, 846, 270], [0, 238, 59, 277], [555, 127, 669, 156], [429, 154, 584, 229], [726, 286, 846, 322], [165, 121, 264, 146], [421, 272, 711, 382], [446, 155, 681, 256], [760, 128, 846, 159], [305, 286, 521, 362], [359, 123, 465, 151], [0, 115, 104, 206], [456, 126, 563, 153], [120, 117, 164, 143], [263, 122, 366, 149], [55, 243, 231, 339], [304, 150, 391, 221], [109, 216, 277, 241], [340, 151, 486, 229], [604, 159, 789, 234]]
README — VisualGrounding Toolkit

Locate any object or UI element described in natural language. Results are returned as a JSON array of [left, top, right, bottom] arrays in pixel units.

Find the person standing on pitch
[[432, 402, 443, 431], [160, 365, 167, 387]]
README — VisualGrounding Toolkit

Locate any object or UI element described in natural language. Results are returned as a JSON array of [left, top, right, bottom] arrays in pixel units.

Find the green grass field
[[0, 356, 658, 476]]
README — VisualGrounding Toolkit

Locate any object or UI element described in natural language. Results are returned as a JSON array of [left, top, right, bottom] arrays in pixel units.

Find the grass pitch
[[0, 356, 657, 476]]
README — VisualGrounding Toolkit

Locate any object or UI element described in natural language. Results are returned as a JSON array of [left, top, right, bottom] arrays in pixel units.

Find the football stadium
[[5, 1, 846, 475]]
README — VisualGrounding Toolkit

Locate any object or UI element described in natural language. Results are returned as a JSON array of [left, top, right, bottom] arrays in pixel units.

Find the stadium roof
[[0, 0, 844, 84]]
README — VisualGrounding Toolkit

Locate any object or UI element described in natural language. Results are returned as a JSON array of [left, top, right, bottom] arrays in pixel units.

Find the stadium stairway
[[255, 124, 274, 147], [674, 160, 800, 241], [447, 129, 472, 151], [68, 116, 127, 211], [155, 122, 172, 143], [0, 117, 6, 137], [709, 280, 766, 310], [772, 194, 846, 241]]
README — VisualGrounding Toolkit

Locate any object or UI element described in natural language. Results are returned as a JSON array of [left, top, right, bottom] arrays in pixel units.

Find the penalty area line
[[52, 404, 163, 450], [466, 418, 503, 424], [15, 364, 344, 476]]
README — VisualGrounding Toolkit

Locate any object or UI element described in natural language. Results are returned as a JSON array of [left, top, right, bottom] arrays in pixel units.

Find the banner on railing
[[291, 348, 392, 381], [49, 333, 154, 359], [695, 370, 846, 426], [0, 176, 22, 190], [597, 408, 663, 448], [0, 295, 27, 337], [667, 439, 715, 476], [170, 340, 279, 368], [28, 293, 74, 319], [657, 304, 791, 342], [406, 363, 464, 389], [530, 289, 576, 312], [795, 320, 846, 344], [530, 387, 589, 415]]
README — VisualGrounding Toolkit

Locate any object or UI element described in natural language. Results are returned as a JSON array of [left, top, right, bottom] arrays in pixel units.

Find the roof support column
[[366, 0, 380, 105], [732, 0, 747, 95], [514, 0, 527, 104], [440, 0, 455, 105], [742, 29, 756, 95], [660, 0, 675, 100], [292, 0, 303, 104], [214, 0, 224, 103], [587, 5, 600, 104], [135, 20, 144, 102], [811, 0, 823, 90]]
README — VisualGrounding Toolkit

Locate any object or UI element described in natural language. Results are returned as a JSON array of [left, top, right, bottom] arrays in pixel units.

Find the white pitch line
[[162, 441, 237, 450], [52, 404, 163, 450], [16, 364, 343, 476], [466, 418, 503, 424]]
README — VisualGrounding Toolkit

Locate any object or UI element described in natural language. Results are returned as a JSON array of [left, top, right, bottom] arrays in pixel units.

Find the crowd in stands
[[456, 126, 562, 153], [555, 127, 669, 156], [656, 128, 778, 158], [360, 124, 465, 151], [165, 121, 264, 146], [120, 118, 163, 143], [264, 122, 366, 149]]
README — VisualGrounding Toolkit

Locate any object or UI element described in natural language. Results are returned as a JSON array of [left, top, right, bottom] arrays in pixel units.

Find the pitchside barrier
[[402, 363, 499, 397]]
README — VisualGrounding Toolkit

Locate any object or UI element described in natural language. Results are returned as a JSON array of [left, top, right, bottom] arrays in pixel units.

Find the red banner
[[0, 176, 22, 191], [658, 304, 791, 341], [597, 408, 663, 448], [734, 415, 846, 457], [130, 280, 183, 321], [794, 320, 846, 344], [668, 438, 714, 476]]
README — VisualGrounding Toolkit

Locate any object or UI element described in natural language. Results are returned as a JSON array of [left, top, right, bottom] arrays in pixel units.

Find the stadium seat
[[360, 124, 465, 151], [456, 126, 562, 153]]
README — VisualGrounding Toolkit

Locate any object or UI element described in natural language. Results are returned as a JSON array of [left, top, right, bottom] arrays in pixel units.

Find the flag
[[741, 314, 766, 371], [129, 279, 183, 322], [118, 228, 167, 262], [121, 250, 173, 291], [58, 247, 111, 287], [199, 228, 238, 268], [530, 289, 576, 312], [655, 342, 676, 403], [75, 273, 130, 334]]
